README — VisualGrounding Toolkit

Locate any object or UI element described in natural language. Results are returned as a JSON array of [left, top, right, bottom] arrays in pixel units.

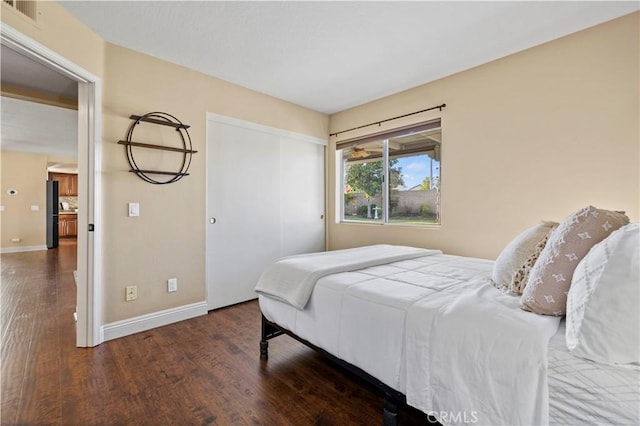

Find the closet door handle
[[210, 217, 216, 224]]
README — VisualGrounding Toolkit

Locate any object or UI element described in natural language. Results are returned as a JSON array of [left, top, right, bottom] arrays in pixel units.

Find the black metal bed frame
[[260, 314, 439, 426]]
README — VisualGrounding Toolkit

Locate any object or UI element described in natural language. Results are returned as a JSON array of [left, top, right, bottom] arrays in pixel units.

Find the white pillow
[[566, 223, 639, 365], [491, 221, 558, 293]]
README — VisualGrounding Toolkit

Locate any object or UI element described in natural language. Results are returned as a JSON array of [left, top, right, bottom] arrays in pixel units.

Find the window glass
[[342, 139, 384, 223], [388, 129, 441, 225], [340, 124, 441, 225]]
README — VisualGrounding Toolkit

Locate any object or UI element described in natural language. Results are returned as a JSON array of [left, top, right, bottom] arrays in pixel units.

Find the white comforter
[[254, 244, 438, 309], [258, 249, 561, 425], [405, 283, 560, 425]]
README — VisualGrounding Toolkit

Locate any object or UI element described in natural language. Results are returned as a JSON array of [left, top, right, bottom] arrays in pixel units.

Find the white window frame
[[337, 120, 441, 227]]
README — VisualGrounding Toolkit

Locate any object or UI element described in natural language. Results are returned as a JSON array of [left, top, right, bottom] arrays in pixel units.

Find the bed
[[254, 212, 639, 426], [547, 321, 639, 426]]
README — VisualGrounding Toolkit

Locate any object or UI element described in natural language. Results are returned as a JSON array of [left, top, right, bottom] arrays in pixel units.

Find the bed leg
[[260, 315, 269, 360], [383, 394, 399, 426], [260, 340, 269, 360], [260, 314, 278, 360]]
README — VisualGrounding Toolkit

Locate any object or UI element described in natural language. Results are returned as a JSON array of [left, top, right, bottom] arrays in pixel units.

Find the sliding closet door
[[279, 136, 325, 257], [206, 114, 325, 310]]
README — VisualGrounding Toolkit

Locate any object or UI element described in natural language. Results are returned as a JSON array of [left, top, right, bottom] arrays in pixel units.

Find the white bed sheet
[[259, 252, 562, 426], [404, 282, 559, 426], [260, 264, 640, 426], [259, 254, 491, 391], [547, 321, 640, 426]]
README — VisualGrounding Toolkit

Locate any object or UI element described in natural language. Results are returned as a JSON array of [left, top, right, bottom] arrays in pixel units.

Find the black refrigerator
[[46, 180, 59, 249]]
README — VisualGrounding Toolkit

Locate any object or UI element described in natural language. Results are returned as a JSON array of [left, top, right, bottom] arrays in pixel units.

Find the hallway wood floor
[[1, 242, 427, 425]]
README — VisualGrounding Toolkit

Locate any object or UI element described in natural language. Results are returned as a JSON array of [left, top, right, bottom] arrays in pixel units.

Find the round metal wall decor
[[118, 112, 197, 185]]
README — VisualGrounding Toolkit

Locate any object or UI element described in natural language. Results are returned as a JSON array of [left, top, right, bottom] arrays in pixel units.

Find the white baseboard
[[1, 245, 47, 254], [101, 301, 208, 342]]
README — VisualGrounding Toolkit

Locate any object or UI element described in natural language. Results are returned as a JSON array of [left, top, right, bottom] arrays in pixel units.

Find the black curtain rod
[[329, 103, 446, 138]]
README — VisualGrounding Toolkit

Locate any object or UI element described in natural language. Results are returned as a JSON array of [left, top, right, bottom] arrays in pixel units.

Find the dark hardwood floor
[[1, 241, 427, 425]]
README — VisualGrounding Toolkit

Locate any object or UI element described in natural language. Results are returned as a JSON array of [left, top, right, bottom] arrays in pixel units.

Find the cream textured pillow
[[566, 223, 639, 364], [491, 221, 558, 294], [510, 232, 551, 295], [521, 206, 629, 316]]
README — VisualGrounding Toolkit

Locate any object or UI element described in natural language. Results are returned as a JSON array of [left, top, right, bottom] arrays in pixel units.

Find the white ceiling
[[1, 96, 78, 158], [0, 46, 78, 161], [1, 45, 78, 99], [59, 1, 639, 114]]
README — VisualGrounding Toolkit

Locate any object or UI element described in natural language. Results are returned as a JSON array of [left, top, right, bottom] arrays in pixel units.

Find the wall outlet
[[11, 238, 21, 243], [125, 285, 137, 301], [31, 205, 39, 211], [167, 278, 177, 293]]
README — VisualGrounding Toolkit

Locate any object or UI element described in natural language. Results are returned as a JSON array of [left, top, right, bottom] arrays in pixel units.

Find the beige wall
[[0, 151, 78, 250], [1, 1, 104, 78], [329, 12, 639, 259], [3, 4, 637, 331], [101, 43, 328, 322], [2, 3, 328, 325], [0, 151, 49, 249]]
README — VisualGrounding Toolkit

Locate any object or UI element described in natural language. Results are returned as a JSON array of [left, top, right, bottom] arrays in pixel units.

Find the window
[[339, 120, 441, 225]]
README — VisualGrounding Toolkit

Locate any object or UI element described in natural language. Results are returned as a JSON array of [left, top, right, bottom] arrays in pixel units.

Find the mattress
[[259, 253, 493, 391], [547, 321, 640, 426], [258, 251, 562, 425], [259, 250, 640, 425]]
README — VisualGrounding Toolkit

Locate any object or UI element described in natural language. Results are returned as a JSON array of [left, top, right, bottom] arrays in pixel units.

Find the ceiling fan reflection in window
[[349, 145, 383, 159], [344, 128, 442, 161]]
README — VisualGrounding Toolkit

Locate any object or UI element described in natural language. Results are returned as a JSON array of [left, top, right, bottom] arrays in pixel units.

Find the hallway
[[1, 240, 78, 423]]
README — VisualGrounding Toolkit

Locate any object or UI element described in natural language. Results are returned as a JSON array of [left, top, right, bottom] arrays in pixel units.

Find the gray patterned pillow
[[521, 206, 629, 316]]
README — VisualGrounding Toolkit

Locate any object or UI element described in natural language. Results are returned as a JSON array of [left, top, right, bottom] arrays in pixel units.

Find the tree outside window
[[339, 123, 441, 225]]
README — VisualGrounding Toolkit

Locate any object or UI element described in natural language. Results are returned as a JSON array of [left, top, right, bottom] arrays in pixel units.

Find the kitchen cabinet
[[49, 173, 78, 196], [59, 214, 78, 238]]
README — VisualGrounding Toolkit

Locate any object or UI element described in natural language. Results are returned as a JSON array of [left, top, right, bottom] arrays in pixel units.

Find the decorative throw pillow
[[565, 223, 639, 364], [491, 221, 558, 294], [509, 232, 551, 295], [521, 206, 629, 316]]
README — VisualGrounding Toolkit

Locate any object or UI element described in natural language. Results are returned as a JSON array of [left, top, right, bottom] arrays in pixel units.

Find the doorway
[[1, 24, 102, 347]]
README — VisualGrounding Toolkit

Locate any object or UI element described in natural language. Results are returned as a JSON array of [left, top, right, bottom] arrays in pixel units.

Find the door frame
[[1, 24, 103, 347]]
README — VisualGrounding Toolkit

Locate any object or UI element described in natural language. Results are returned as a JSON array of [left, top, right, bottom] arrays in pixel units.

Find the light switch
[[128, 202, 140, 217]]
